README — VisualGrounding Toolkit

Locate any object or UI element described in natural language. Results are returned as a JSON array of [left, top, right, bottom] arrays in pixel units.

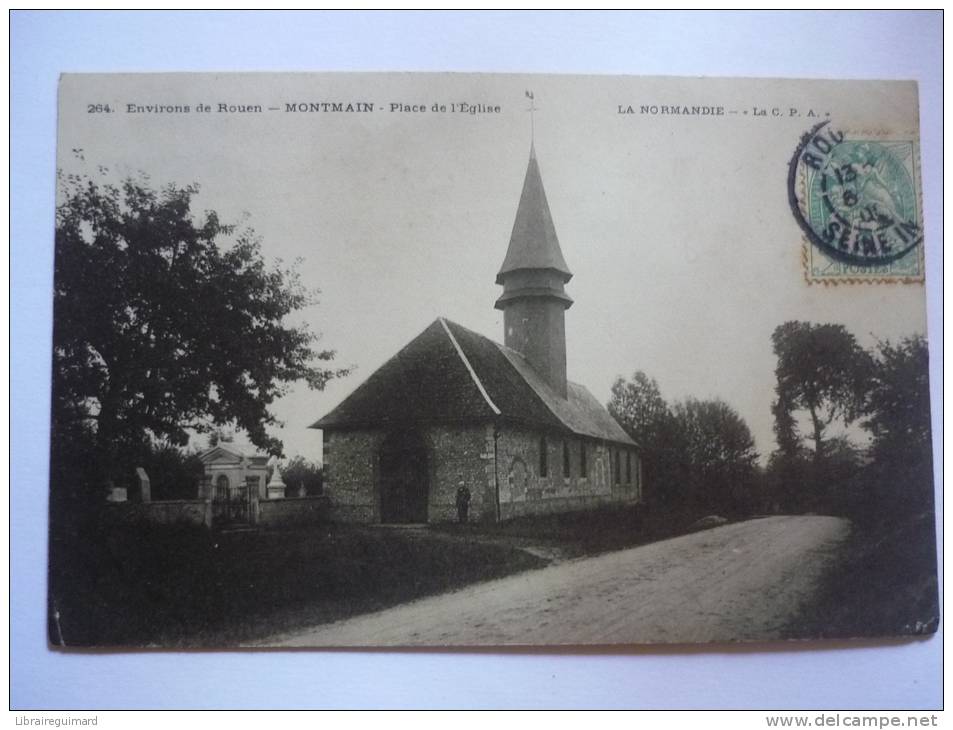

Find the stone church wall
[[323, 423, 640, 524], [323, 429, 385, 522], [323, 424, 495, 523], [495, 425, 641, 521], [424, 424, 496, 522]]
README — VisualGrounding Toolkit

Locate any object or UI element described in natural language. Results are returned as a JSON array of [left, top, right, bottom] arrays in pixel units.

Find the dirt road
[[263, 515, 850, 647]]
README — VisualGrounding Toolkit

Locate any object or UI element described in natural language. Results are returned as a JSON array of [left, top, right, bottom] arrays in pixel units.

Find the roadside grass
[[49, 521, 546, 648], [780, 508, 939, 639], [433, 504, 706, 559], [49, 503, 740, 648]]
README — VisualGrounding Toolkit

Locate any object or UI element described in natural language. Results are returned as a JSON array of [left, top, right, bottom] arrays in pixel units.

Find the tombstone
[[266, 467, 287, 500], [105, 479, 127, 503], [135, 467, 151, 503]]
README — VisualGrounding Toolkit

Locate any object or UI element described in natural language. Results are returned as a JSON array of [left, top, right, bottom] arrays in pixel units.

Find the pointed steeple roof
[[496, 146, 572, 285]]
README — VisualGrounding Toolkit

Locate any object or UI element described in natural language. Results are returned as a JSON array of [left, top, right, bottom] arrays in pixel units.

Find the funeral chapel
[[312, 144, 641, 523]]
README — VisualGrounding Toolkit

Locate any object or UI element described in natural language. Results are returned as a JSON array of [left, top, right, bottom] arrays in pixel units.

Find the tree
[[608, 372, 679, 506], [864, 335, 931, 465], [279, 456, 324, 496], [138, 444, 205, 501], [609, 372, 759, 516], [863, 335, 934, 510], [52, 170, 347, 495], [770, 321, 872, 475], [608, 371, 670, 445], [671, 398, 759, 515]]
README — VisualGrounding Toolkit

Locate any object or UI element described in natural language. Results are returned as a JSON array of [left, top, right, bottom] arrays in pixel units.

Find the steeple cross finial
[[525, 90, 537, 147]]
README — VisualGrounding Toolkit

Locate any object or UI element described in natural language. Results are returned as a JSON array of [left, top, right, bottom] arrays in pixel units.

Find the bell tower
[[495, 144, 573, 398]]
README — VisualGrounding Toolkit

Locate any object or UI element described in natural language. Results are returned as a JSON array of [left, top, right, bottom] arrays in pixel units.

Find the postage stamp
[[788, 122, 924, 284]]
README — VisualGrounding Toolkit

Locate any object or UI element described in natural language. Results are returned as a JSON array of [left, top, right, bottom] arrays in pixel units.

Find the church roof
[[312, 318, 635, 446], [496, 146, 573, 285]]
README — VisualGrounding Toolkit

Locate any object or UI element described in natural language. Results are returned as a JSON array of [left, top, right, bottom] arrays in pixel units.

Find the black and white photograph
[[44, 71, 939, 652]]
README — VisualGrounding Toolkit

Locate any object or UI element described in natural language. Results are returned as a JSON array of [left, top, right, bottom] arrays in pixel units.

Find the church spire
[[495, 142, 573, 398], [495, 146, 573, 285]]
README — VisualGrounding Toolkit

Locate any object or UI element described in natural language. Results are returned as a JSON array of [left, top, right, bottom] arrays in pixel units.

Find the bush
[[279, 456, 323, 496]]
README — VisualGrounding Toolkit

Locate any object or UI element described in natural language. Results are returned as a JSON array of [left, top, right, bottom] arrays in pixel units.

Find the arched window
[[563, 441, 571, 478], [580, 442, 588, 478], [614, 450, 621, 485], [539, 435, 548, 477], [215, 474, 230, 498], [625, 452, 632, 484]]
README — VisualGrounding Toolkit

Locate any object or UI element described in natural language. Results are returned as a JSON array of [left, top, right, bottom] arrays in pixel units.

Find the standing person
[[455, 485, 471, 524]]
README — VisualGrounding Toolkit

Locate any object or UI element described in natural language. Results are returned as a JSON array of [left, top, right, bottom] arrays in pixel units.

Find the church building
[[312, 145, 641, 523]]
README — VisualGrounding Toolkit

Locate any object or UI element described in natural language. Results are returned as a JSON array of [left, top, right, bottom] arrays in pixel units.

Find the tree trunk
[[809, 406, 825, 505]]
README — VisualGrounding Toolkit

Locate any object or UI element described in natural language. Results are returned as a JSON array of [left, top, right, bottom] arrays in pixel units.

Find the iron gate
[[212, 483, 249, 525]]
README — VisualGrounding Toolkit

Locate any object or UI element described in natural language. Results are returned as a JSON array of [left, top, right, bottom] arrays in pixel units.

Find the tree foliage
[[52, 170, 347, 492], [672, 398, 759, 514], [864, 335, 932, 466], [608, 372, 679, 506], [279, 456, 324, 497], [770, 321, 872, 464], [767, 323, 933, 515], [609, 372, 759, 517], [862, 335, 934, 510], [137, 444, 205, 501], [608, 371, 669, 443]]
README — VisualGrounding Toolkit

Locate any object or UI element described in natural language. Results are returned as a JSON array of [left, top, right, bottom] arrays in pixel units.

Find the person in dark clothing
[[455, 486, 471, 524]]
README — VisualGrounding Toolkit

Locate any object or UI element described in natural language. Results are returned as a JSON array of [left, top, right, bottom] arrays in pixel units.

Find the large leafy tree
[[52, 170, 347, 493], [279, 456, 324, 497], [770, 321, 872, 467], [608, 371, 670, 445], [609, 372, 680, 506], [672, 398, 759, 513], [862, 335, 933, 510], [609, 372, 759, 516], [864, 335, 932, 464]]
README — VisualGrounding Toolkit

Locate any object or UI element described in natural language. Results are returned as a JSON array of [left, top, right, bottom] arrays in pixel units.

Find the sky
[[56, 73, 929, 462]]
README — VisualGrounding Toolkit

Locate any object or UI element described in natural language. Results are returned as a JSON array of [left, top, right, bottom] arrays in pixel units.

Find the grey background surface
[[11, 10, 942, 709]]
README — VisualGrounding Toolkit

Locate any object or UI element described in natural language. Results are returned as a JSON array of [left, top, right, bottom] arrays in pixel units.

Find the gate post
[[198, 475, 212, 500], [245, 476, 260, 525]]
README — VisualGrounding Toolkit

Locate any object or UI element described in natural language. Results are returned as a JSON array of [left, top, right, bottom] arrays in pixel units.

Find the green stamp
[[788, 122, 923, 283]]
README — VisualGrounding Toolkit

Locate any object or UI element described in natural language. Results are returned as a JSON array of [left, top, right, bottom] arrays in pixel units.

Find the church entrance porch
[[379, 431, 430, 523]]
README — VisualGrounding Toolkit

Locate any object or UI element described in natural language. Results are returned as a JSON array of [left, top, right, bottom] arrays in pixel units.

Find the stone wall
[[323, 422, 640, 524], [495, 425, 641, 520], [103, 499, 212, 528], [258, 496, 329, 526], [323, 424, 495, 523], [323, 429, 384, 522], [426, 423, 495, 523]]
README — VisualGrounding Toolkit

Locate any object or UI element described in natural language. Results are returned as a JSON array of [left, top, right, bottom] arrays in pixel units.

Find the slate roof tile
[[313, 318, 635, 447]]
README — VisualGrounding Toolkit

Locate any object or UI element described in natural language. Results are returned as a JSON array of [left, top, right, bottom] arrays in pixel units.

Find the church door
[[379, 431, 430, 523]]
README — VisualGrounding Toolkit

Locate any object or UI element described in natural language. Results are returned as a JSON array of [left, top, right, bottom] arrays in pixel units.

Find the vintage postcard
[[49, 73, 937, 648]]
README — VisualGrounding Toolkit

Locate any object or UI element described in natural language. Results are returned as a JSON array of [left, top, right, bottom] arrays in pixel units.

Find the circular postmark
[[788, 121, 922, 267]]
